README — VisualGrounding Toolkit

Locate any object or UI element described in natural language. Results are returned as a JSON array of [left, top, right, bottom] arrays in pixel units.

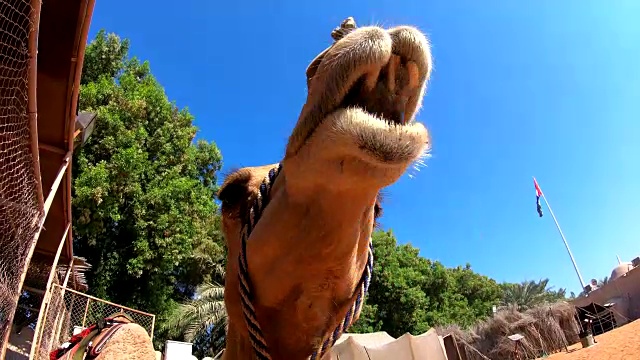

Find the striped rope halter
[[237, 37, 375, 357]]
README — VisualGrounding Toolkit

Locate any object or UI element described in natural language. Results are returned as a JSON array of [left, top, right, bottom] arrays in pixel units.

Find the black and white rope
[[236, 162, 374, 360]]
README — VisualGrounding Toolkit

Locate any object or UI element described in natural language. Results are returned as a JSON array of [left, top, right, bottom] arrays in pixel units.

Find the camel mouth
[[339, 54, 421, 127], [325, 53, 429, 167], [286, 25, 433, 167]]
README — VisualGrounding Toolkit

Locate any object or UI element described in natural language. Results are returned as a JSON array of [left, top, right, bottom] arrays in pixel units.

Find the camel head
[[218, 18, 432, 360]]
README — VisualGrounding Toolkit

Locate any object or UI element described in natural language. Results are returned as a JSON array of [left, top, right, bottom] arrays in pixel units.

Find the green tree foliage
[[350, 230, 503, 336], [500, 279, 568, 311], [72, 30, 225, 329]]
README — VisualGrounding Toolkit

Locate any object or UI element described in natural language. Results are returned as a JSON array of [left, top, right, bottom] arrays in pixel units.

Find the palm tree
[[501, 278, 564, 311], [162, 279, 227, 357]]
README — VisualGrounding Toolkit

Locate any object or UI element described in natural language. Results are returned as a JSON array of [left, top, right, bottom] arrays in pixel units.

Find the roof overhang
[[34, 0, 96, 265]]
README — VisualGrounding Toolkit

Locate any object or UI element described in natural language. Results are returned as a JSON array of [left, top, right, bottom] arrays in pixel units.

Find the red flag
[[533, 178, 543, 217], [534, 178, 542, 197]]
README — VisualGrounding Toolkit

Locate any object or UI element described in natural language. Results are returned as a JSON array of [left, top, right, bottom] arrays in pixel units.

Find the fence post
[[150, 315, 156, 340], [44, 287, 64, 355], [50, 260, 74, 346], [53, 304, 67, 347], [82, 298, 91, 328]]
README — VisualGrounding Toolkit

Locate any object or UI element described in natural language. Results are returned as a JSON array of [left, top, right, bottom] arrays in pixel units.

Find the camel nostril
[[388, 26, 432, 80]]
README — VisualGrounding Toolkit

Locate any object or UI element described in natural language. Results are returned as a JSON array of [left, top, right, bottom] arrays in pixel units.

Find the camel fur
[[50, 314, 156, 360], [89, 322, 156, 360]]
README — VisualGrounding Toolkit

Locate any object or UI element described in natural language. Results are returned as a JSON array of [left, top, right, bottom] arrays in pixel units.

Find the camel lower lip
[[371, 113, 406, 126]]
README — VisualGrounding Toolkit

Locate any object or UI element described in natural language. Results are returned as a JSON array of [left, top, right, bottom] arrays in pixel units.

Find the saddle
[[50, 312, 134, 360]]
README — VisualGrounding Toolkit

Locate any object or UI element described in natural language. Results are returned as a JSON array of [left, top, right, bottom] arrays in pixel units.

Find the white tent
[[334, 331, 396, 347], [330, 329, 449, 360]]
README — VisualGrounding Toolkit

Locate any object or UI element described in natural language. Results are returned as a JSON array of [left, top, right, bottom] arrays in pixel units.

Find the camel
[[217, 17, 432, 360], [50, 17, 432, 360], [49, 313, 156, 359]]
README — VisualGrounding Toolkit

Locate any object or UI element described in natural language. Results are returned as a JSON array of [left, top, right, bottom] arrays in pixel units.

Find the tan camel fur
[[90, 323, 156, 360], [51, 315, 156, 360], [218, 21, 432, 360]]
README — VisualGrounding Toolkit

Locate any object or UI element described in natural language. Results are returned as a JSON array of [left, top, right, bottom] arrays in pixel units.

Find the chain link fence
[[0, 0, 44, 351], [33, 283, 155, 359]]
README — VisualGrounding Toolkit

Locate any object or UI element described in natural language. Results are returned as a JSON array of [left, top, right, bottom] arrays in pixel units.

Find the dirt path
[[543, 319, 640, 360]]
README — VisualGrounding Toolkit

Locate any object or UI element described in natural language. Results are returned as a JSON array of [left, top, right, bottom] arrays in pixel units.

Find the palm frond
[[161, 280, 227, 344], [196, 281, 225, 299]]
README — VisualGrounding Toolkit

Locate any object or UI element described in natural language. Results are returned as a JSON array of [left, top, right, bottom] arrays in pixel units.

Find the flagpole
[[534, 177, 586, 291]]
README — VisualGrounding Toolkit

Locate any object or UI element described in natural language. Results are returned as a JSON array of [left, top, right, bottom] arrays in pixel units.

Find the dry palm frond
[[21, 254, 91, 292], [438, 300, 581, 360]]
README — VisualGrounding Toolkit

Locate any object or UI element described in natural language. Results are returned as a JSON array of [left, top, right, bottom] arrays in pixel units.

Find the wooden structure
[[0, 0, 96, 358]]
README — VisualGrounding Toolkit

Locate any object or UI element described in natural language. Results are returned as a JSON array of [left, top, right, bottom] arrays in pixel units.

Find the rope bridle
[[237, 164, 374, 358], [237, 18, 373, 360]]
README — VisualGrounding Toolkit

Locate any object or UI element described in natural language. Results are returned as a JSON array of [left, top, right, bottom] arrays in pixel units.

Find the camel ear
[[217, 170, 252, 212]]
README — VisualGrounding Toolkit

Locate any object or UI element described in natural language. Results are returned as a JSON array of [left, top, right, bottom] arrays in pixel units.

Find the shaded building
[[572, 256, 640, 329]]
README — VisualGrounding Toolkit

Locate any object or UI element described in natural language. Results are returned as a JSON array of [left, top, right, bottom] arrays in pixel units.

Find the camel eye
[[374, 201, 383, 219]]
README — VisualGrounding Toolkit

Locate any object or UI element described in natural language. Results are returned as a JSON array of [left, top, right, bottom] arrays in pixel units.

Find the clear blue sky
[[88, 0, 640, 295]]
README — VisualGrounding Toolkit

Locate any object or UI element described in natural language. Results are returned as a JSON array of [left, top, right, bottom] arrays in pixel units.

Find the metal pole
[[82, 299, 90, 328], [29, 222, 70, 357], [150, 315, 155, 340], [535, 177, 586, 290], [51, 260, 74, 350]]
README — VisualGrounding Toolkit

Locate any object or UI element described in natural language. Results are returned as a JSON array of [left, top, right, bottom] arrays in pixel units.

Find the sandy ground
[[542, 319, 640, 360]]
